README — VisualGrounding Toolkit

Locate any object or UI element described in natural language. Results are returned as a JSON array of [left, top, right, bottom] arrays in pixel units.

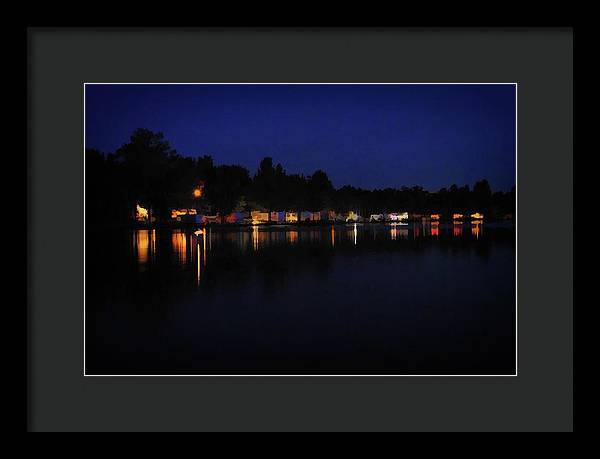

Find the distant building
[[204, 215, 220, 224], [171, 208, 197, 220], [251, 211, 269, 223], [300, 211, 313, 222], [431, 214, 441, 220], [136, 204, 149, 222], [320, 210, 336, 221], [224, 212, 249, 224], [370, 214, 384, 222], [285, 212, 298, 223], [388, 212, 408, 222], [453, 213, 463, 221], [471, 212, 484, 220], [346, 211, 361, 222], [270, 211, 285, 222]]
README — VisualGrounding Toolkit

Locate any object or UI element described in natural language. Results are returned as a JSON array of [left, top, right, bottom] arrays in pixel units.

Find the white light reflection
[[197, 243, 201, 285]]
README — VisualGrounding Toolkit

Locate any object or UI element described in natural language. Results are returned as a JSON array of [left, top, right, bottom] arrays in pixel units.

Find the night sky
[[85, 84, 516, 191]]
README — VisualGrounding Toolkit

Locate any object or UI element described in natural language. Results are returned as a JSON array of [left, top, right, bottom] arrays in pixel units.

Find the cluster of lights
[[135, 204, 149, 220], [171, 208, 198, 219]]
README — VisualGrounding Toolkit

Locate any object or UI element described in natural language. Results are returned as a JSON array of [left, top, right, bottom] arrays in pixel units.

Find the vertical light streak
[[197, 243, 201, 285], [471, 222, 481, 239], [253, 224, 259, 251], [151, 229, 156, 260], [203, 231, 207, 267], [137, 230, 150, 265]]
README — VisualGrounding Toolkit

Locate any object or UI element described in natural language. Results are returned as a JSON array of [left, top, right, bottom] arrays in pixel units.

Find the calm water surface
[[85, 222, 516, 375]]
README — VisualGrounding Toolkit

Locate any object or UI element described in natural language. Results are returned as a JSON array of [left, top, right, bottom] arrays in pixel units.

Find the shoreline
[[87, 218, 515, 232]]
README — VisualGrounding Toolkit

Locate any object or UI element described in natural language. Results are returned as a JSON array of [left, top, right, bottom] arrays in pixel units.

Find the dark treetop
[[85, 84, 516, 192], [86, 128, 515, 225]]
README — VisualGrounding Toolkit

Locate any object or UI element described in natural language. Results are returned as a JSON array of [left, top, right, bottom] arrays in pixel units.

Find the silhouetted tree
[[473, 179, 493, 215], [86, 128, 516, 226], [205, 165, 251, 218], [307, 170, 334, 210]]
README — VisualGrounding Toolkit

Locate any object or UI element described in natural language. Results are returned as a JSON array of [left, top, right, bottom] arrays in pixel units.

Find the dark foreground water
[[85, 222, 516, 375]]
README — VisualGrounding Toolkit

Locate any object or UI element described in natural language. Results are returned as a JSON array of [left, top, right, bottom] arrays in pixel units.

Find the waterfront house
[[251, 210, 269, 223], [270, 211, 285, 222], [171, 208, 198, 222], [300, 211, 313, 222], [471, 212, 484, 220], [453, 213, 464, 221], [388, 212, 409, 222], [223, 211, 249, 224], [171, 208, 197, 219], [370, 214, 384, 222], [346, 211, 361, 222], [136, 204, 149, 222], [320, 210, 336, 221], [204, 214, 220, 224], [285, 211, 298, 223], [224, 212, 248, 224]]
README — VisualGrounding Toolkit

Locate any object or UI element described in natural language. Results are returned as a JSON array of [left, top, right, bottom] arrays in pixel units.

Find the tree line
[[86, 128, 515, 225]]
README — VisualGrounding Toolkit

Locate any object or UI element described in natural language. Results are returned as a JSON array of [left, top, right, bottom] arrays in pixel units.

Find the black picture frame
[[27, 27, 573, 432]]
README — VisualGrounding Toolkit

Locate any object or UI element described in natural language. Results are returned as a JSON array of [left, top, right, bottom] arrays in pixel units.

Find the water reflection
[[171, 230, 188, 264], [252, 224, 259, 251], [133, 221, 496, 271], [413, 224, 421, 238], [88, 222, 516, 375], [287, 229, 298, 245], [472, 221, 482, 239], [133, 229, 157, 266], [131, 222, 497, 284], [197, 243, 201, 285]]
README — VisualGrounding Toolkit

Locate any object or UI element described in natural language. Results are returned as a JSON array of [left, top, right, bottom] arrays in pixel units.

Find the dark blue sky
[[85, 84, 516, 191]]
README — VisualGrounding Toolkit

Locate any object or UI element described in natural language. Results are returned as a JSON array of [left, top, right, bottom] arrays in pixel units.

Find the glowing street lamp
[[192, 186, 203, 216]]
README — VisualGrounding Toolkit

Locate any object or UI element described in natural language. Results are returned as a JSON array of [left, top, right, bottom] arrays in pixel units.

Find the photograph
[[83, 83, 517, 376]]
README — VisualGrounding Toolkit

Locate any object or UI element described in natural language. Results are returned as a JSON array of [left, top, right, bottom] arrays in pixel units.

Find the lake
[[85, 222, 516, 375]]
